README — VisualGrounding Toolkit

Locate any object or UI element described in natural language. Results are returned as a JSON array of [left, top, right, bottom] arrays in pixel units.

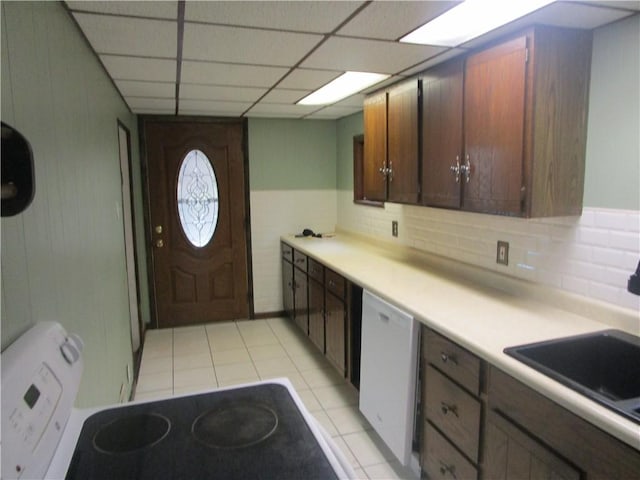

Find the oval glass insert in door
[[177, 149, 219, 247]]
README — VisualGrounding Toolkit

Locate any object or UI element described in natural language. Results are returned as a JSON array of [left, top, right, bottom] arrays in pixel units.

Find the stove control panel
[[1, 322, 83, 479], [7, 363, 62, 453]]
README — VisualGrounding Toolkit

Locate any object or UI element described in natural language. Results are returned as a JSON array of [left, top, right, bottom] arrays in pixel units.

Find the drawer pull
[[440, 402, 459, 417], [440, 352, 458, 365], [439, 461, 457, 479]]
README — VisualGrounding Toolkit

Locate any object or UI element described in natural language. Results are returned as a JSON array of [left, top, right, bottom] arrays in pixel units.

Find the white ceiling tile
[[184, 1, 365, 33], [301, 37, 446, 74], [182, 23, 322, 66], [361, 76, 406, 95], [522, 2, 636, 28], [115, 80, 175, 98], [400, 48, 467, 76], [461, 3, 636, 49], [307, 105, 362, 119], [260, 89, 309, 104], [331, 94, 365, 108], [127, 97, 176, 111], [278, 69, 342, 90], [179, 99, 252, 115], [247, 103, 318, 118], [101, 55, 176, 82], [563, 1, 640, 11], [180, 84, 267, 102], [72, 13, 177, 57], [181, 61, 288, 87], [66, 1, 178, 19], [338, 1, 461, 40]]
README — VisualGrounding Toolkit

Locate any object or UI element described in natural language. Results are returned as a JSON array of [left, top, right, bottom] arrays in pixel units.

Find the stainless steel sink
[[504, 329, 640, 423]]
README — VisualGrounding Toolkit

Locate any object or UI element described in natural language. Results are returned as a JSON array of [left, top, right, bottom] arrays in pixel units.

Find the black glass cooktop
[[65, 383, 338, 480]]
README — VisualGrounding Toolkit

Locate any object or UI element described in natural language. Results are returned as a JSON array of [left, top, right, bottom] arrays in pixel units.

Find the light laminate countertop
[[281, 233, 640, 451]]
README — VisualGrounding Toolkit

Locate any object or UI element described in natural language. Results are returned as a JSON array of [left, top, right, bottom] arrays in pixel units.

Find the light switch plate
[[497, 241, 509, 266]]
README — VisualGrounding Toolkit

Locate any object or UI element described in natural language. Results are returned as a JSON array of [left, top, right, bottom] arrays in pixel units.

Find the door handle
[[155, 225, 163, 234], [155, 239, 164, 248]]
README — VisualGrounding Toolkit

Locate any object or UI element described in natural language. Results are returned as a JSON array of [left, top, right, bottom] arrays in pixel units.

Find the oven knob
[[60, 338, 81, 365]]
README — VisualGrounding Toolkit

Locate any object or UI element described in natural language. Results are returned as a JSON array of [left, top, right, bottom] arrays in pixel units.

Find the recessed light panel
[[400, 0, 555, 47], [298, 72, 389, 106]]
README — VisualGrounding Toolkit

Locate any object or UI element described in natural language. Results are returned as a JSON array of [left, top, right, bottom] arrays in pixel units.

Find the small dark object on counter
[[628, 260, 640, 295], [295, 228, 322, 238]]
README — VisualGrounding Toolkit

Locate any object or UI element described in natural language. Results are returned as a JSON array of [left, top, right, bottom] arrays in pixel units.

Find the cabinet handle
[[460, 154, 471, 183], [388, 161, 394, 182], [450, 155, 461, 183], [440, 402, 459, 417], [440, 352, 458, 365], [439, 461, 457, 479], [328, 280, 336, 287]]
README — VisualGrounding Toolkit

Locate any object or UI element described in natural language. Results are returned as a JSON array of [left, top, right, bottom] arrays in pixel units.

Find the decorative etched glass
[[177, 150, 219, 247]]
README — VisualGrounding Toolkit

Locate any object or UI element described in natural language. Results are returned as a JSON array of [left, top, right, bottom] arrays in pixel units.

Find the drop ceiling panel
[[338, 1, 461, 40], [277, 69, 342, 90], [331, 94, 365, 108], [523, 2, 636, 28], [72, 13, 177, 57], [184, 1, 364, 33], [180, 84, 267, 102], [307, 105, 362, 119], [181, 61, 288, 87], [401, 48, 468, 76], [115, 80, 175, 98], [126, 97, 176, 111], [182, 23, 323, 66], [179, 99, 252, 115], [101, 55, 176, 82], [66, 1, 178, 19], [260, 89, 309, 104], [301, 37, 446, 74], [246, 103, 318, 117]]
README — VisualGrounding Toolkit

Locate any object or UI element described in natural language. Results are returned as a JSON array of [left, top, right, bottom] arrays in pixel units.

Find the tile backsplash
[[337, 191, 640, 312]]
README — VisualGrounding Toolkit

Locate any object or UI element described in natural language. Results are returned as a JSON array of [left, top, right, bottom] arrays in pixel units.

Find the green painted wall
[[584, 14, 640, 210], [1, 1, 144, 407], [248, 118, 337, 191]]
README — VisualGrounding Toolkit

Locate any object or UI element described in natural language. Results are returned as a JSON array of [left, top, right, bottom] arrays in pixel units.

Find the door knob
[[155, 225, 163, 234], [156, 239, 164, 248]]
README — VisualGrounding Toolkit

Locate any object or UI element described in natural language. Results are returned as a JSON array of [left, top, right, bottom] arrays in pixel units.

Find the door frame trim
[[138, 115, 254, 328]]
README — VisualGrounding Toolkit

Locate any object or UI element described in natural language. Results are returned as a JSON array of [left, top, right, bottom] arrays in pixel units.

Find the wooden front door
[[143, 119, 250, 328]]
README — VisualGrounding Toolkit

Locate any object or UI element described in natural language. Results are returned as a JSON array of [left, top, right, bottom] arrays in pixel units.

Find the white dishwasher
[[359, 290, 419, 466]]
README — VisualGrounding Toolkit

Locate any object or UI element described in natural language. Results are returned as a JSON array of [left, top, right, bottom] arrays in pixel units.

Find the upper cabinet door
[[363, 92, 387, 202], [421, 58, 464, 209], [463, 35, 528, 215], [387, 80, 419, 204]]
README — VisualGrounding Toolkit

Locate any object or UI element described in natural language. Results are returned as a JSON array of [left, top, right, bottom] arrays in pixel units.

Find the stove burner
[[192, 403, 278, 449], [92, 413, 171, 454]]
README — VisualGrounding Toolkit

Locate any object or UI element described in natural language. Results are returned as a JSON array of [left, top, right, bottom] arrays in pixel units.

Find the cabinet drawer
[[425, 365, 481, 462], [281, 243, 293, 262], [426, 329, 480, 395], [308, 258, 324, 283], [293, 250, 307, 271], [325, 269, 345, 298], [423, 422, 478, 480]]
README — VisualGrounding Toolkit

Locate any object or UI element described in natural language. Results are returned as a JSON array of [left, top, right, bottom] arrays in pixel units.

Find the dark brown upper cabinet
[[421, 57, 464, 209], [362, 79, 420, 204], [419, 25, 592, 217], [363, 92, 387, 202]]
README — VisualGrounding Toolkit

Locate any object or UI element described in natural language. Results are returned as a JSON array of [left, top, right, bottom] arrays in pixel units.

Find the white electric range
[[1, 322, 355, 479]]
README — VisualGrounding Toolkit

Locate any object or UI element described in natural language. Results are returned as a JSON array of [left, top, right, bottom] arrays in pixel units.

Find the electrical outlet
[[392, 220, 398, 237], [497, 241, 509, 266]]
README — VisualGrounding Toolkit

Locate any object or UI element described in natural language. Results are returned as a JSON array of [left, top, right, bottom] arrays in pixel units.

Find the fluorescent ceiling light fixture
[[400, 0, 555, 47], [298, 71, 389, 105]]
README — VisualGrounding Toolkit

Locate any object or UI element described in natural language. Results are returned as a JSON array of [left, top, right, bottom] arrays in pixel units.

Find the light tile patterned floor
[[134, 317, 417, 479]]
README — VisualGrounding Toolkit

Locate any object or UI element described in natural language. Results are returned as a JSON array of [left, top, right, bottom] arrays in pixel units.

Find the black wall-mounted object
[[628, 260, 640, 296], [1, 122, 35, 217]]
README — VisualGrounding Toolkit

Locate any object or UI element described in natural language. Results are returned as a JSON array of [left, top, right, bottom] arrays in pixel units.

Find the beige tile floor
[[134, 317, 417, 479]]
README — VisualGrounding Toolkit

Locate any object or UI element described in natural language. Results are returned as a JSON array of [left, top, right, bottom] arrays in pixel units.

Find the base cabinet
[[484, 410, 580, 480], [281, 242, 350, 379]]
